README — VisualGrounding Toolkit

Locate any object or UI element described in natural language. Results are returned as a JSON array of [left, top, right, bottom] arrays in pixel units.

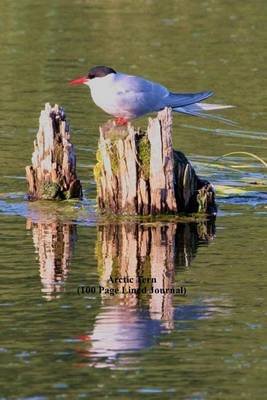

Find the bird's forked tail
[[173, 102, 235, 125]]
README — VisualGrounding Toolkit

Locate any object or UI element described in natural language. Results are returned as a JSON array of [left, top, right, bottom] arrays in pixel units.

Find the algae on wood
[[26, 103, 82, 200], [94, 108, 216, 216]]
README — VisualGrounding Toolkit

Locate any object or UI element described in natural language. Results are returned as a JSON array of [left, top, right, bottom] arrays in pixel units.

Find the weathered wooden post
[[94, 108, 216, 215], [26, 103, 82, 200]]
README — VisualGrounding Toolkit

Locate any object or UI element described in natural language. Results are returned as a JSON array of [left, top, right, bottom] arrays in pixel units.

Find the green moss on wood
[[138, 135, 151, 180], [93, 149, 103, 183], [108, 129, 128, 141], [63, 190, 70, 200], [108, 144, 119, 175], [41, 182, 60, 200]]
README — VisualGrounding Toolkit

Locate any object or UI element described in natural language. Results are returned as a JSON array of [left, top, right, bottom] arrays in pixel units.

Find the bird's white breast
[[88, 74, 123, 117]]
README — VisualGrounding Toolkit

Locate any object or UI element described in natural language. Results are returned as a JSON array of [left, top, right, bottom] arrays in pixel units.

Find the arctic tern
[[70, 66, 232, 125]]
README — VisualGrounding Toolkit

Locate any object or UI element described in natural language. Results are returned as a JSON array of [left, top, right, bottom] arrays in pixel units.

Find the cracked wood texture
[[25, 103, 82, 200], [94, 108, 217, 216]]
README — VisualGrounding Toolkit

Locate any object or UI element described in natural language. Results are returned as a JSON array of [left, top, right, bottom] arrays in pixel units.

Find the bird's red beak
[[69, 76, 88, 85]]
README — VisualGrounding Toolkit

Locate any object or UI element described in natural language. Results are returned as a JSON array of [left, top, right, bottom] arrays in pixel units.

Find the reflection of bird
[[75, 305, 163, 369], [75, 302, 217, 369], [70, 65, 232, 125]]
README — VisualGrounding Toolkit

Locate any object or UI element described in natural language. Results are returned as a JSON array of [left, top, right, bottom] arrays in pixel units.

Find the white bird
[[70, 65, 233, 125]]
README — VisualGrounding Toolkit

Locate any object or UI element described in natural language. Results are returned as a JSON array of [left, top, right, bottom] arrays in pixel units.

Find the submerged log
[[94, 108, 216, 215], [25, 103, 82, 200]]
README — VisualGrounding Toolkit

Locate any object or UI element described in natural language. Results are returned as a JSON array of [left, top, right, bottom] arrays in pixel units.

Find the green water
[[0, 0, 267, 399]]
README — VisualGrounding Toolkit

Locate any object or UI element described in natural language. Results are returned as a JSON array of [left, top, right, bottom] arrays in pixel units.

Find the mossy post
[[94, 108, 216, 215], [26, 103, 82, 200]]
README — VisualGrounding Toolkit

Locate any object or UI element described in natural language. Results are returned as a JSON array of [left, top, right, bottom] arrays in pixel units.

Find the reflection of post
[[96, 220, 215, 324], [149, 225, 176, 329], [175, 220, 215, 267], [97, 224, 141, 307], [27, 219, 77, 300], [76, 219, 215, 368]]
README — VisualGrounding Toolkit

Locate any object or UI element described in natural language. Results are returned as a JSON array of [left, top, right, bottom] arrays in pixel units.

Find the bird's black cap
[[87, 66, 116, 79]]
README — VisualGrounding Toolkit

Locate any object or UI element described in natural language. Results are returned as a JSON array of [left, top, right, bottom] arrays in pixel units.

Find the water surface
[[0, 0, 267, 399]]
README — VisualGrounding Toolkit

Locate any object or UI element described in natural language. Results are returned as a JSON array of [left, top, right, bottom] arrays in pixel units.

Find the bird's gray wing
[[164, 91, 214, 108], [113, 74, 169, 116], [113, 74, 214, 116]]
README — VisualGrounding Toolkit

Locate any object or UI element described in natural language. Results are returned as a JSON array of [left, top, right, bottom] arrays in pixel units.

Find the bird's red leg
[[114, 117, 128, 126]]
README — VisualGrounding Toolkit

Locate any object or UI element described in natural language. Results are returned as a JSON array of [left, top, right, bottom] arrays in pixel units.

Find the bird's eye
[[88, 73, 95, 79]]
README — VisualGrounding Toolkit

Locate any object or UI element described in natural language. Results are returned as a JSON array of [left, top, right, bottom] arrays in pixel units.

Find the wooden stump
[[25, 103, 82, 200], [94, 108, 216, 215]]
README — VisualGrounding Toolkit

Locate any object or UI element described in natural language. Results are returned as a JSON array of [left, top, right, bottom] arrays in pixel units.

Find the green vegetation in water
[[216, 152, 267, 168], [138, 135, 151, 180], [24, 198, 90, 223], [97, 210, 211, 224]]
